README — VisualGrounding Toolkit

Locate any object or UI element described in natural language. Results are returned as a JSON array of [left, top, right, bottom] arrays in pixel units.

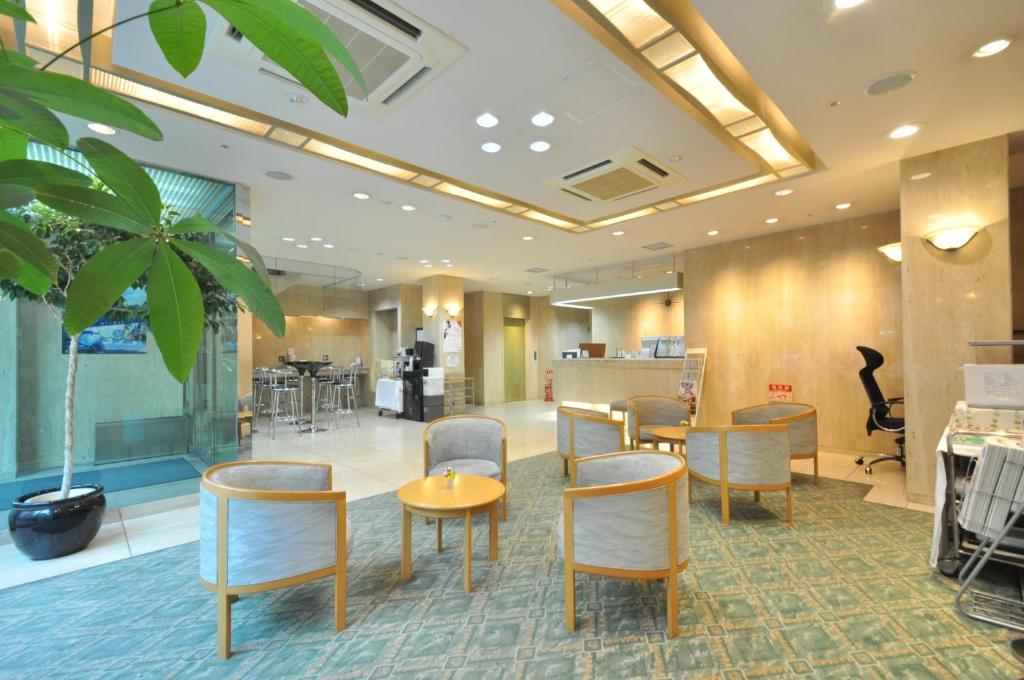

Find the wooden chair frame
[[200, 461, 347, 660], [626, 394, 690, 449], [684, 424, 793, 526], [557, 406, 626, 485], [563, 451, 690, 637], [423, 414, 509, 520], [731, 402, 819, 484]]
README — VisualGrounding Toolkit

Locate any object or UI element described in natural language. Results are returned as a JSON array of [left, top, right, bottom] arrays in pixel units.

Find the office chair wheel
[[855, 456, 865, 466]]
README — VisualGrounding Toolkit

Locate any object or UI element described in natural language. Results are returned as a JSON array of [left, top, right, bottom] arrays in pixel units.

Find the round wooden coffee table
[[397, 475, 505, 593], [649, 425, 688, 453]]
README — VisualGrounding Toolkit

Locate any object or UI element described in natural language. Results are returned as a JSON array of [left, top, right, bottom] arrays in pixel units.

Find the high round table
[[284, 361, 331, 432], [397, 475, 505, 592]]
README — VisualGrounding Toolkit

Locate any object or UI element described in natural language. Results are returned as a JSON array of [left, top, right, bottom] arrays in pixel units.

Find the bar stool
[[268, 368, 302, 439], [316, 365, 340, 413], [251, 367, 274, 431], [330, 365, 360, 429]]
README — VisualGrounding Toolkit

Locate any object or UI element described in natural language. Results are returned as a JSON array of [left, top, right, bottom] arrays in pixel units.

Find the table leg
[[489, 502, 498, 561], [464, 509, 473, 593], [401, 505, 411, 581], [436, 517, 443, 552]]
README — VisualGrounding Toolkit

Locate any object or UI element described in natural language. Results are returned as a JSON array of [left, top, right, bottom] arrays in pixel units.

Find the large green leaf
[[0, 89, 69, 148], [35, 185, 153, 234], [0, 65, 163, 141], [0, 128, 27, 161], [76, 137, 162, 223], [1, 49, 37, 69], [237, 0, 364, 94], [15, 262, 52, 295], [148, 242, 204, 382], [149, 0, 207, 78], [0, 184, 34, 208], [201, 0, 348, 115], [64, 238, 155, 334], [0, 0, 33, 21], [171, 238, 285, 336], [0, 247, 21, 280], [169, 215, 270, 283], [0, 211, 57, 282], [0, 159, 92, 187]]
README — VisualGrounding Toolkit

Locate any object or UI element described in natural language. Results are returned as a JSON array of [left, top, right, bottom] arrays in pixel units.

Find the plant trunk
[[60, 333, 80, 499]]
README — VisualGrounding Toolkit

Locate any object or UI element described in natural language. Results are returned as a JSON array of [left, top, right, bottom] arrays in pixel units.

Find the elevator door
[[503, 319, 526, 402]]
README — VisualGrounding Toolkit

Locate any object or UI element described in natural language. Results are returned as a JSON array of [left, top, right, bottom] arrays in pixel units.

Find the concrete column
[[900, 135, 1012, 503], [421, 275, 464, 374]]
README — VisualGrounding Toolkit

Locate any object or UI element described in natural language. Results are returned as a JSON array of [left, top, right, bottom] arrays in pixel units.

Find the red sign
[[768, 384, 793, 402], [545, 369, 554, 402]]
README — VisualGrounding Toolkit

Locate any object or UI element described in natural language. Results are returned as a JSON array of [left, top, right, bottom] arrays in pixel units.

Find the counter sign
[[768, 384, 793, 402]]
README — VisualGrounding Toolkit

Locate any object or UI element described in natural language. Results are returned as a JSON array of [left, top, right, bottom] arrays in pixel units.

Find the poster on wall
[[677, 347, 708, 425], [768, 384, 793, 402], [61, 286, 147, 354], [443, 318, 463, 352]]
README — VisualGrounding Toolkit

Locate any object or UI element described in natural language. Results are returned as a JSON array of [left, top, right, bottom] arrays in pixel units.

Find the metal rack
[[443, 377, 476, 415]]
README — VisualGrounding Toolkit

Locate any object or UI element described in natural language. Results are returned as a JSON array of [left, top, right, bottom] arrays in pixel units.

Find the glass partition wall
[[0, 146, 238, 508]]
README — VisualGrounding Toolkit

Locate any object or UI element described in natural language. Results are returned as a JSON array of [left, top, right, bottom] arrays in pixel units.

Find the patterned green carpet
[[0, 452, 1019, 679]]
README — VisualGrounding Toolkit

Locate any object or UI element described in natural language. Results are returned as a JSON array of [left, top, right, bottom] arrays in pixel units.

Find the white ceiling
[[97, 0, 1024, 295]]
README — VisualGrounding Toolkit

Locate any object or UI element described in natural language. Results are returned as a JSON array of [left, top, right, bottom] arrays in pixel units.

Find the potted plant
[[0, 0, 362, 559]]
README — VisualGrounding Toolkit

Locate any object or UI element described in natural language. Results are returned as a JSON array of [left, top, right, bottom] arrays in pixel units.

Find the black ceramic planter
[[8, 485, 106, 560]]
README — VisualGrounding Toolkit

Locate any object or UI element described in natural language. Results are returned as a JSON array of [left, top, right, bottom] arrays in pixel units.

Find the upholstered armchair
[[627, 395, 690, 448], [558, 451, 689, 637], [732, 402, 819, 483], [199, 461, 349, 659], [557, 406, 625, 484], [685, 425, 792, 525], [424, 415, 508, 519]]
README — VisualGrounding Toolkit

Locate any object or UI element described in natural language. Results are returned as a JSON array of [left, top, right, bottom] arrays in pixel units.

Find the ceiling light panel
[[640, 31, 695, 69], [521, 210, 576, 228], [267, 127, 309, 147], [589, 207, 657, 228], [737, 127, 800, 170], [587, 0, 672, 47], [434, 182, 512, 209], [303, 140, 417, 180], [663, 55, 753, 125], [676, 175, 774, 205]]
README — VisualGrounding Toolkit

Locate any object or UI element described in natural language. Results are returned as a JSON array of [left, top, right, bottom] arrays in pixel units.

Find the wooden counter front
[[551, 358, 684, 404]]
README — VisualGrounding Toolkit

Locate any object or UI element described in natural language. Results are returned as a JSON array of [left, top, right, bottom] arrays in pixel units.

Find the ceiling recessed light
[[665, 270, 672, 274], [322, 243, 335, 248], [375, 277, 384, 282], [86, 122, 116, 135], [481, 141, 501, 153], [707, 229, 720, 236], [419, 259, 430, 264], [476, 112, 499, 128], [440, 258, 451, 264], [353, 192, 370, 200], [887, 123, 922, 140], [973, 39, 1011, 58], [765, 218, 779, 224], [401, 204, 416, 212], [445, 263, 454, 268], [531, 111, 554, 127], [910, 172, 932, 181], [527, 291, 533, 295], [529, 140, 551, 152], [424, 263, 433, 268], [522, 235, 534, 241], [774, 188, 794, 197], [834, 0, 866, 8], [296, 243, 309, 249], [612, 230, 625, 236], [835, 202, 852, 210], [265, 170, 293, 181], [547, 285, 555, 291], [281, 236, 296, 242], [309, 236, 323, 242]]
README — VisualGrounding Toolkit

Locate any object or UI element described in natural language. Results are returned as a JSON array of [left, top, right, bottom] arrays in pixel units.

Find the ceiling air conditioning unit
[[212, 0, 465, 119], [546, 147, 684, 203]]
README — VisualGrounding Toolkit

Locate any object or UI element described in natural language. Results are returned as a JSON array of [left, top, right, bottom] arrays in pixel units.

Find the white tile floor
[[0, 399, 927, 590]]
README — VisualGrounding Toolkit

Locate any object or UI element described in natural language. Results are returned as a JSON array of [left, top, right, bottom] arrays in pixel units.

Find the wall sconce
[[446, 304, 461, 317], [924, 224, 983, 251], [422, 304, 437, 318], [877, 242, 902, 262]]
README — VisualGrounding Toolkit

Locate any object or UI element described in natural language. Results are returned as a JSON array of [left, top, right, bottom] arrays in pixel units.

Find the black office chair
[[855, 346, 906, 474]]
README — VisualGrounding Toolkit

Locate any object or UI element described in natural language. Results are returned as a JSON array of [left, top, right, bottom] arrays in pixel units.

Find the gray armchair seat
[[685, 425, 793, 525], [556, 406, 625, 484], [732, 402, 819, 483], [628, 395, 689, 448], [199, 461, 349, 659], [559, 451, 689, 637], [424, 415, 508, 519]]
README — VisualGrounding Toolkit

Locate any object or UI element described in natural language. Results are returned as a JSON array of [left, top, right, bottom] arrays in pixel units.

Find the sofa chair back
[[423, 415, 507, 472], [557, 406, 625, 483], [686, 425, 791, 487], [627, 395, 689, 444]]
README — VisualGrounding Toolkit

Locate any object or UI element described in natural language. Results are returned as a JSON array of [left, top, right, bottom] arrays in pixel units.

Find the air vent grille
[[560, 188, 592, 202], [642, 242, 673, 251], [572, 167, 655, 201], [546, 147, 683, 203]]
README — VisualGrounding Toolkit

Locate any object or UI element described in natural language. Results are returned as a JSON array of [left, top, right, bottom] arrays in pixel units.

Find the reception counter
[[552, 358, 684, 405]]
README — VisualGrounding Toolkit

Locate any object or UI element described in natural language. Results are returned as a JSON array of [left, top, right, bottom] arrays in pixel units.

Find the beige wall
[[901, 136, 1013, 503], [253, 315, 369, 368], [276, 285, 368, 320], [590, 292, 684, 354], [464, 290, 506, 404], [684, 210, 903, 455], [421, 275, 464, 374]]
